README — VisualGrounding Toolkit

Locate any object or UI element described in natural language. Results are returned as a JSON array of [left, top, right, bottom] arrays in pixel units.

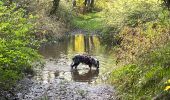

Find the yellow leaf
[[164, 86, 170, 91], [168, 79, 170, 83]]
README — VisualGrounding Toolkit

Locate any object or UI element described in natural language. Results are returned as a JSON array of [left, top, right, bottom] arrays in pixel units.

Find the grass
[[71, 12, 105, 31]]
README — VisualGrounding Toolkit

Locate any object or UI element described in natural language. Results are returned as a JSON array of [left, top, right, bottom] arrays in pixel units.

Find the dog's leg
[[72, 63, 80, 69], [74, 63, 80, 69], [75, 65, 78, 69], [89, 64, 92, 70], [71, 62, 74, 68]]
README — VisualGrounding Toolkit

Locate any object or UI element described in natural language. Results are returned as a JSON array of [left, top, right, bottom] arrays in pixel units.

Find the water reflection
[[72, 34, 101, 53], [38, 34, 116, 84], [39, 34, 103, 59], [74, 34, 85, 52], [71, 69, 99, 83]]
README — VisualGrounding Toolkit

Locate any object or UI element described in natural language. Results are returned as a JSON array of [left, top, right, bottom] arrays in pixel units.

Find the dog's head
[[92, 58, 99, 69]]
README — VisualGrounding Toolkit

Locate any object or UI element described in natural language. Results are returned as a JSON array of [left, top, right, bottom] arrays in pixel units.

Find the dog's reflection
[[71, 69, 99, 83]]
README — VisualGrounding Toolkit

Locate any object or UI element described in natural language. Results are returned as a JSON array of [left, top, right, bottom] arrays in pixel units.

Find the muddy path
[[14, 33, 117, 100], [17, 78, 115, 100]]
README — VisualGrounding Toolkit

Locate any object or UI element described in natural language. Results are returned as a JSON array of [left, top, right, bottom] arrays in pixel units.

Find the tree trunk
[[50, 0, 60, 15], [90, 0, 94, 8], [89, 0, 94, 12], [72, 0, 76, 7], [84, 0, 88, 6], [163, 0, 170, 9]]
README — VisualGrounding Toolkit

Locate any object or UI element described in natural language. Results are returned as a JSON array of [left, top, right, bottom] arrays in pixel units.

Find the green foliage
[[100, 26, 121, 46], [104, 0, 161, 27], [142, 43, 170, 67], [69, 0, 167, 45], [0, 68, 21, 90], [110, 25, 170, 99], [0, 1, 41, 90], [106, 0, 170, 99], [124, 1, 161, 27], [56, 0, 106, 31], [110, 43, 170, 99], [99, 0, 169, 46], [71, 12, 104, 30]]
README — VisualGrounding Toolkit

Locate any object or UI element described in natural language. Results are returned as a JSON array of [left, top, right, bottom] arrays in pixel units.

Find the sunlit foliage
[[110, 42, 170, 99], [0, 1, 41, 90], [106, 0, 170, 99]]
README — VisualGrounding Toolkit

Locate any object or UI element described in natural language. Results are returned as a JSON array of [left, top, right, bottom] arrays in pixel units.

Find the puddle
[[37, 34, 116, 84]]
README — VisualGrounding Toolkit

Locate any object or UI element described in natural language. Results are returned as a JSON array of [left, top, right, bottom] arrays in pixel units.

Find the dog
[[71, 54, 99, 69]]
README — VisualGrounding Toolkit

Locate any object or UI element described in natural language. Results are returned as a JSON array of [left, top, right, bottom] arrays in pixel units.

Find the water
[[5, 33, 117, 100], [37, 34, 116, 84]]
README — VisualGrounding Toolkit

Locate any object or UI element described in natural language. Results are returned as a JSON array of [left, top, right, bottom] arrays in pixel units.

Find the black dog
[[71, 55, 99, 69]]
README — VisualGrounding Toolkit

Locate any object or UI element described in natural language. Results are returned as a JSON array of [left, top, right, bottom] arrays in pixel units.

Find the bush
[[110, 22, 170, 100], [108, 1, 170, 99], [0, 1, 41, 90], [100, 26, 122, 46], [110, 43, 170, 99]]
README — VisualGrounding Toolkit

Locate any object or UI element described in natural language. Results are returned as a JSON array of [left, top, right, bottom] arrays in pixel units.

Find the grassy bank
[[105, 0, 170, 99], [110, 43, 170, 99]]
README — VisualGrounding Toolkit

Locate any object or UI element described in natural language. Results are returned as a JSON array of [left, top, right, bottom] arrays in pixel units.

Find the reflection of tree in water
[[73, 34, 100, 54], [71, 69, 99, 83], [74, 34, 85, 53], [89, 35, 95, 52], [84, 35, 90, 53]]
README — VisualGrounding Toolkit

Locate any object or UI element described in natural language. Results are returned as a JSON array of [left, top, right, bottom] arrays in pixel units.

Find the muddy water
[[15, 34, 117, 100], [37, 34, 116, 84]]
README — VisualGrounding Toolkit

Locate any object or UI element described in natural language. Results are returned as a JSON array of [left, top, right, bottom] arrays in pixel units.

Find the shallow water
[[3, 33, 117, 100], [37, 34, 116, 84]]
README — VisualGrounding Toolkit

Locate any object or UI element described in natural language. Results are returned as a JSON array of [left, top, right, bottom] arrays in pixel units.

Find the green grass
[[71, 12, 105, 31]]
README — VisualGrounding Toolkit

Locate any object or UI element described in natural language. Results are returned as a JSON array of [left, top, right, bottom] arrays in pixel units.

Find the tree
[[84, 0, 95, 12], [163, 0, 170, 9], [90, 0, 94, 9], [50, 0, 60, 14], [72, 0, 77, 7]]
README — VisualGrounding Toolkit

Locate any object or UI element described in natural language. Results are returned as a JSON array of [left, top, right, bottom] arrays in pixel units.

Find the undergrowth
[[110, 43, 170, 99], [0, 1, 42, 92], [104, 0, 170, 99]]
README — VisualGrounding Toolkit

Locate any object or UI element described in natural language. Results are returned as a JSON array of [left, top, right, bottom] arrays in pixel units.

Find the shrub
[[110, 43, 170, 99], [100, 26, 121, 46], [0, 1, 41, 90], [108, 1, 170, 99]]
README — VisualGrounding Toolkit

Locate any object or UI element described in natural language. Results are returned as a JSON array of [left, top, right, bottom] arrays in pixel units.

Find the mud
[[15, 78, 116, 100]]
